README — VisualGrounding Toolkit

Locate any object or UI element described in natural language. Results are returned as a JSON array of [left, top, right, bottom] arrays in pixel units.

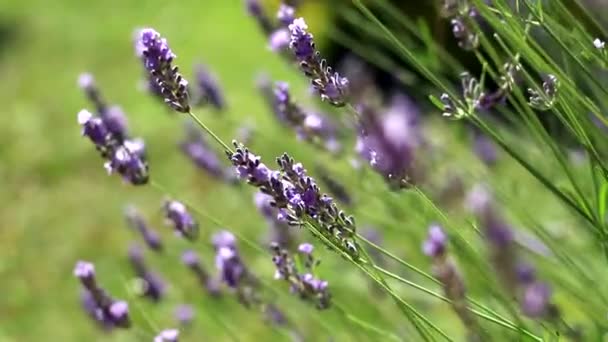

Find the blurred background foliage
[[0, 0, 607, 341]]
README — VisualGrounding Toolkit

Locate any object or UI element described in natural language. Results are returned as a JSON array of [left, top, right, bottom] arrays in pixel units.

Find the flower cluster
[[255, 191, 295, 248], [423, 226, 480, 337], [288, 18, 349, 106], [441, 1, 480, 50], [128, 245, 166, 301], [272, 82, 341, 153], [136, 28, 190, 113], [125, 205, 163, 251], [163, 199, 199, 240], [228, 141, 360, 259], [269, 5, 295, 52], [181, 250, 221, 296], [528, 74, 559, 111], [78, 73, 130, 142], [174, 304, 195, 326], [270, 242, 330, 309], [192, 63, 226, 111], [74, 261, 131, 329], [467, 185, 557, 319], [179, 122, 232, 181], [78, 109, 149, 185], [356, 95, 424, 189], [212, 230, 261, 307]]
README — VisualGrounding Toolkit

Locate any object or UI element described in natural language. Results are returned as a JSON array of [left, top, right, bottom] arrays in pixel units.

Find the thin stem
[[187, 111, 233, 153]]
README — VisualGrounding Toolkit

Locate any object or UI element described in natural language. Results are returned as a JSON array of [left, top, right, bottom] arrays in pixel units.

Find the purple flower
[[74, 261, 131, 329], [229, 141, 359, 258], [245, 0, 274, 35], [181, 250, 221, 296], [193, 63, 226, 111], [521, 282, 552, 318], [215, 246, 246, 288], [272, 82, 341, 153], [79, 110, 109, 148], [422, 225, 447, 258], [163, 200, 199, 240], [473, 132, 498, 167], [154, 329, 179, 342], [298, 243, 314, 255], [269, 28, 290, 52], [277, 4, 295, 26], [108, 301, 130, 326], [125, 206, 163, 251], [271, 242, 330, 309], [180, 123, 227, 179], [174, 305, 195, 325], [288, 18, 349, 106], [356, 95, 422, 189], [104, 142, 149, 185], [137, 28, 190, 113], [212, 230, 237, 250], [101, 106, 129, 142], [128, 245, 166, 301]]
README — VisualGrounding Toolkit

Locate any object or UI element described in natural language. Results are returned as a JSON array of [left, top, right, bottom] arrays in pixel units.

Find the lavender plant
[[67, 1, 608, 341]]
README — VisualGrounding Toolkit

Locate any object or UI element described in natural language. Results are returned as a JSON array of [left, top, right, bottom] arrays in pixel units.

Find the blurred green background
[[0, 0, 601, 341]]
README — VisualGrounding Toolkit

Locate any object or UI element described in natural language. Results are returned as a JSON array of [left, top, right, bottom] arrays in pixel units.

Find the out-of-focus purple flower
[[473, 131, 498, 167], [193, 63, 226, 111], [212, 230, 237, 250], [288, 18, 349, 106], [521, 282, 552, 318], [356, 94, 423, 189], [269, 28, 290, 52], [125, 206, 163, 251], [104, 141, 149, 185], [298, 243, 314, 255], [128, 245, 166, 301], [74, 261, 131, 329], [422, 226, 480, 337], [78, 73, 107, 117], [277, 4, 295, 25], [78, 109, 149, 186], [108, 301, 130, 327], [163, 199, 199, 240], [422, 225, 447, 258], [137, 28, 190, 113], [181, 250, 221, 296], [272, 82, 341, 153], [211, 230, 260, 307], [180, 123, 229, 180], [255, 192, 295, 248], [79, 110, 110, 149], [271, 242, 330, 309], [78, 73, 131, 141], [174, 305, 195, 325], [154, 329, 179, 342], [245, 0, 274, 35]]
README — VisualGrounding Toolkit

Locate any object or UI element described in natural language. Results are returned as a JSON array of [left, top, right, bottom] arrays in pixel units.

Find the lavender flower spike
[[179, 122, 228, 180], [154, 329, 179, 342], [422, 226, 481, 339], [174, 304, 195, 325], [181, 250, 221, 296], [163, 199, 199, 240], [125, 205, 163, 251], [73, 261, 131, 329], [138, 28, 190, 113], [288, 18, 349, 106], [128, 245, 166, 301], [193, 63, 226, 111]]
